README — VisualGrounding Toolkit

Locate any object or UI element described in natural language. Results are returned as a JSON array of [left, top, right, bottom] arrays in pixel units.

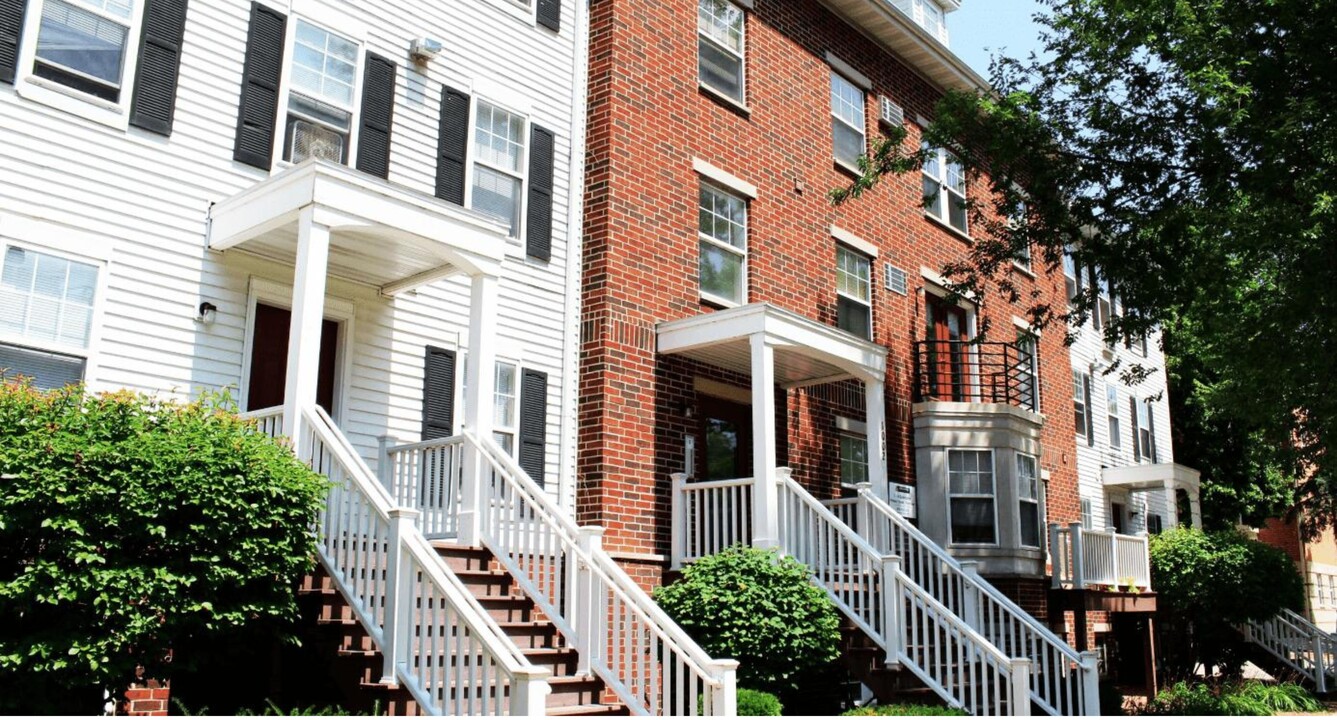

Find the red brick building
[[578, 0, 1085, 608]]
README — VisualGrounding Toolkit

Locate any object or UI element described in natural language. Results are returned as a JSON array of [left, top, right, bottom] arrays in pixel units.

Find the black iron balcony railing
[[914, 339, 1039, 411]]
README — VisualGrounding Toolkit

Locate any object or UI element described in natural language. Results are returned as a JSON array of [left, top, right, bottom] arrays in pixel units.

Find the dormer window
[[912, 0, 948, 44]]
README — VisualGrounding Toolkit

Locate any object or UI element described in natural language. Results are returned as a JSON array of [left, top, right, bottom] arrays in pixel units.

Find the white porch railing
[[381, 435, 466, 539], [670, 475, 754, 566], [1049, 522, 1152, 592], [387, 429, 738, 716], [827, 490, 1098, 716], [240, 406, 551, 715], [1244, 608, 1337, 693]]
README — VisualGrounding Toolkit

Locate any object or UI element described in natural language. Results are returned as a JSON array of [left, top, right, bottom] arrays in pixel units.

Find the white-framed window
[[948, 449, 996, 545], [0, 244, 100, 389], [912, 0, 947, 43], [1017, 453, 1041, 548], [698, 182, 747, 305], [13, 0, 148, 122], [1015, 331, 1039, 412], [836, 245, 872, 340], [493, 360, 518, 455], [922, 143, 967, 235], [1135, 398, 1155, 462], [470, 100, 528, 238], [1106, 384, 1122, 450], [697, 0, 745, 104], [839, 428, 869, 489], [1063, 247, 1084, 307], [1147, 513, 1163, 534], [1081, 498, 1094, 528], [1073, 369, 1091, 443], [282, 19, 361, 165], [830, 70, 866, 169]]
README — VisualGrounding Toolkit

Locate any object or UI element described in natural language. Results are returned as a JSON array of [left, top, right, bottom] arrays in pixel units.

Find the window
[[1015, 332, 1039, 411], [283, 20, 359, 165], [1135, 399, 1155, 462], [1106, 384, 1122, 450], [1094, 267, 1113, 331], [698, 182, 747, 305], [1017, 453, 1041, 548], [836, 245, 872, 339], [698, 0, 744, 103], [493, 361, 518, 454], [30, 0, 139, 102], [912, 0, 947, 42], [0, 246, 99, 389], [839, 429, 868, 489], [922, 144, 967, 234], [830, 71, 865, 168], [1063, 248, 1084, 307], [1081, 498, 1094, 528], [471, 101, 527, 237], [948, 449, 996, 545], [1147, 514, 1164, 534], [1073, 370, 1091, 444]]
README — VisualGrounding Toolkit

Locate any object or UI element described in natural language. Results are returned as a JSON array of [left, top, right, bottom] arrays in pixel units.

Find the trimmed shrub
[[653, 545, 840, 695], [736, 689, 783, 716], [841, 703, 968, 716], [0, 383, 327, 713], [1150, 527, 1305, 677]]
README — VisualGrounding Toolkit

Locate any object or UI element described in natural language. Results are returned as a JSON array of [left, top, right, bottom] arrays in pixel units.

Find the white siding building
[[0, 0, 589, 509]]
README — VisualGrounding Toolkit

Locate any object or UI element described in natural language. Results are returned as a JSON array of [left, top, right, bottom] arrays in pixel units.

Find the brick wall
[[580, 0, 1083, 587], [124, 679, 170, 716]]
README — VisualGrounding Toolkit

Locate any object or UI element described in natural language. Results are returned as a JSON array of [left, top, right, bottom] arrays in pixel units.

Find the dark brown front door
[[925, 294, 971, 401], [697, 394, 753, 481], [246, 303, 339, 415]]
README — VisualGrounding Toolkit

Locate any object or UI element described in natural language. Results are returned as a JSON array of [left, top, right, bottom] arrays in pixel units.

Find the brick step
[[521, 647, 580, 676], [547, 702, 630, 716], [547, 675, 607, 708]]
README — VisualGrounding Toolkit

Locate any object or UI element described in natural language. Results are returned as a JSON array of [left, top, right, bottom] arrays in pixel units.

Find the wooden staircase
[[295, 544, 628, 716]]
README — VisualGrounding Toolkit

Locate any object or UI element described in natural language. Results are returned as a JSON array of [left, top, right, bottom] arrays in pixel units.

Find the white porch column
[[282, 206, 331, 444], [1188, 488, 1203, 530], [1162, 480, 1181, 530], [751, 333, 779, 550], [459, 272, 499, 546], [865, 376, 887, 493]]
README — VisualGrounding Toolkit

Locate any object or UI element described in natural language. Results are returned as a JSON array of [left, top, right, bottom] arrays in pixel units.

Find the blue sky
[[948, 1, 1047, 80]]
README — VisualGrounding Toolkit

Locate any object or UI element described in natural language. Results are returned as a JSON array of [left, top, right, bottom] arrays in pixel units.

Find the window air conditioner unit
[[290, 121, 346, 164], [879, 95, 905, 129]]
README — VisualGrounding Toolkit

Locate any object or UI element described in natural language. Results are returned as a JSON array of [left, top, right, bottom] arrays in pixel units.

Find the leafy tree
[[1149, 527, 1304, 678], [0, 382, 327, 713], [653, 545, 840, 698], [833, 0, 1336, 531]]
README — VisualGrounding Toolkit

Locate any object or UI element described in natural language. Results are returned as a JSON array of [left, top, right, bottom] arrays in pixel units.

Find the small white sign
[[888, 482, 917, 519]]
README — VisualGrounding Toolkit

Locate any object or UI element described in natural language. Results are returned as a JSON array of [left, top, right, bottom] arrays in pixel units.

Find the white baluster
[[961, 561, 982, 633], [671, 473, 688, 569], [882, 554, 904, 668], [575, 526, 604, 675], [379, 507, 420, 684]]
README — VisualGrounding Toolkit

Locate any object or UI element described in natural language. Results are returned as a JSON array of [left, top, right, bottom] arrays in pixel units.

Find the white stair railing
[[1245, 607, 1337, 693], [1050, 522, 1151, 591], [381, 435, 466, 539], [241, 406, 550, 716], [828, 489, 1098, 716], [775, 470, 1031, 716], [670, 474, 754, 567], [459, 431, 739, 716]]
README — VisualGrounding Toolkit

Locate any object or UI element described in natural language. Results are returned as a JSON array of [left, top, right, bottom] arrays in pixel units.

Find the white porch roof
[[656, 303, 887, 386], [1102, 462, 1202, 492], [208, 160, 507, 296]]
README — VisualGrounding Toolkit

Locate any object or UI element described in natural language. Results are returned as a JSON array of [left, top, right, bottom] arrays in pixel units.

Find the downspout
[[557, 0, 591, 516]]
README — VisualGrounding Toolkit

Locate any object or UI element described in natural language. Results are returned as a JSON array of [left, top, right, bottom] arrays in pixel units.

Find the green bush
[[840, 703, 968, 716], [736, 688, 783, 716], [0, 383, 328, 713], [1149, 527, 1304, 677], [654, 545, 840, 696], [1140, 680, 1321, 716]]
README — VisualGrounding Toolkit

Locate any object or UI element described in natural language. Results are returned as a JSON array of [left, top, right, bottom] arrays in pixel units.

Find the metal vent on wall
[[879, 95, 904, 128], [290, 121, 346, 164], [885, 263, 908, 295]]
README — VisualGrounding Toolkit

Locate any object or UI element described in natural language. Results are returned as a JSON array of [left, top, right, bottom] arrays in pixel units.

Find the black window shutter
[[421, 346, 456, 440], [435, 87, 470, 205], [536, 0, 561, 32], [1129, 396, 1140, 459], [518, 369, 548, 486], [526, 124, 555, 261], [0, 0, 28, 85], [354, 52, 396, 178], [129, 0, 189, 135], [1083, 374, 1094, 446], [232, 2, 286, 169], [1146, 403, 1158, 462]]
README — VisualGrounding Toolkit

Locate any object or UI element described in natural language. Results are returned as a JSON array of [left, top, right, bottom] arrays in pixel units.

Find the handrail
[[914, 339, 1037, 410], [1244, 607, 1337, 692], [383, 434, 466, 538], [854, 490, 1095, 716], [295, 406, 549, 715], [776, 472, 1032, 715], [462, 430, 738, 715], [1051, 523, 1152, 591]]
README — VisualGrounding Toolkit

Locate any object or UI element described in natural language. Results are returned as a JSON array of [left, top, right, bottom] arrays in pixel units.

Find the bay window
[[948, 449, 996, 545], [1017, 453, 1041, 548]]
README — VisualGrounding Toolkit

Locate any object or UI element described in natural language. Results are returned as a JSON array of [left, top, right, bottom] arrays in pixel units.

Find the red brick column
[[123, 675, 170, 716]]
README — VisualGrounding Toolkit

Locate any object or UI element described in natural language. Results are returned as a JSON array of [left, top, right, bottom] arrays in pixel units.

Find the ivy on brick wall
[[0, 381, 327, 713]]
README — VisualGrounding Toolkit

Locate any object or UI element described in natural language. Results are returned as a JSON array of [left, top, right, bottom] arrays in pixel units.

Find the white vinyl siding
[[697, 0, 744, 103]]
